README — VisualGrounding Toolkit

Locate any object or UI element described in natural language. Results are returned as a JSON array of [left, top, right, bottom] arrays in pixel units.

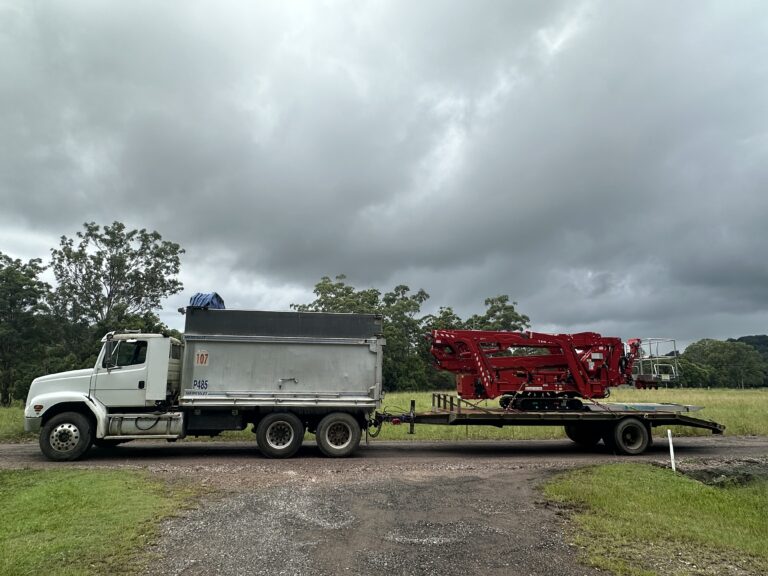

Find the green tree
[[419, 306, 464, 389], [0, 253, 50, 405], [292, 275, 431, 390], [50, 222, 185, 326], [729, 336, 768, 384], [682, 339, 767, 388], [380, 285, 430, 391], [676, 357, 715, 388], [464, 295, 530, 331], [293, 275, 529, 391], [422, 306, 464, 330], [728, 335, 768, 361], [291, 275, 380, 314]]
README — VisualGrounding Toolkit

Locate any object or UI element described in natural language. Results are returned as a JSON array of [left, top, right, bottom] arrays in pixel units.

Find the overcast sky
[[2, 1, 767, 346]]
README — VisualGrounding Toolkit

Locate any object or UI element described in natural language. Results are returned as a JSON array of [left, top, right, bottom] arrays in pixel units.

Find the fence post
[[667, 429, 676, 472]]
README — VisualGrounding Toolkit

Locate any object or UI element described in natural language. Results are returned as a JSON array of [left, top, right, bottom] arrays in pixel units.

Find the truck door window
[[103, 340, 148, 367]]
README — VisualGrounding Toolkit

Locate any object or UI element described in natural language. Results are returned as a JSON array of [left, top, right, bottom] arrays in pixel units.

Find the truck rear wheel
[[316, 413, 361, 458], [40, 411, 93, 461], [256, 413, 304, 458], [564, 424, 602, 447], [610, 418, 650, 455]]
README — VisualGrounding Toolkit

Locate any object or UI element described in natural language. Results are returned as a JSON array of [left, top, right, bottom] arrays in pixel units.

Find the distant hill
[[728, 335, 768, 363]]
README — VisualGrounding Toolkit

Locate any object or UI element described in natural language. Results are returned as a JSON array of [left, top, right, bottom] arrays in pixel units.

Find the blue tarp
[[188, 292, 226, 309]]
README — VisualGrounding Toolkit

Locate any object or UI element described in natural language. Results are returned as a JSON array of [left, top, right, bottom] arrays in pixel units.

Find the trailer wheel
[[256, 413, 304, 458], [564, 425, 602, 447], [316, 413, 361, 458], [611, 418, 650, 455], [40, 412, 93, 461]]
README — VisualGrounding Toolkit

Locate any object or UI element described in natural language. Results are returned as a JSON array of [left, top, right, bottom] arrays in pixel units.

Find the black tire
[[40, 412, 93, 461], [316, 412, 361, 458], [255, 413, 304, 459], [564, 424, 602, 447], [611, 418, 650, 455]]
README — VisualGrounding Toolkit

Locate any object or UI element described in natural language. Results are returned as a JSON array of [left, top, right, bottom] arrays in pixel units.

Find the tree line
[[677, 336, 768, 389], [0, 222, 183, 405], [1, 221, 766, 404]]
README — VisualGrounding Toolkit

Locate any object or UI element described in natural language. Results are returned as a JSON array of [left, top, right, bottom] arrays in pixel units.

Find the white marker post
[[667, 429, 676, 472]]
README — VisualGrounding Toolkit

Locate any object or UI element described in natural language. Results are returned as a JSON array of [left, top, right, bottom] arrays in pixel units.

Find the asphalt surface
[[3, 436, 767, 576]]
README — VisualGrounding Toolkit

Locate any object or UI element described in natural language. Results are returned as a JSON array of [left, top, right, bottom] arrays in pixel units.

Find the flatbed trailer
[[374, 394, 725, 455]]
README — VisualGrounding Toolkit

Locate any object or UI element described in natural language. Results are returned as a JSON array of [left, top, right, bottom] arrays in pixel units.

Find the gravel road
[[3, 436, 767, 576]]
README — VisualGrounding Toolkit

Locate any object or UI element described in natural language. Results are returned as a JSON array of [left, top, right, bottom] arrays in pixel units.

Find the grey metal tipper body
[[180, 308, 386, 409]]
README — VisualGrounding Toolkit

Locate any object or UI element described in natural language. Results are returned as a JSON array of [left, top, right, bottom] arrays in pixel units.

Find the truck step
[[100, 434, 180, 440], [107, 412, 184, 436]]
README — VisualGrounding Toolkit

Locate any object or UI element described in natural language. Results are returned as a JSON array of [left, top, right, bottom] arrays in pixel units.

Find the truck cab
[[24, 332, 182, 460], [93, 332, 182, 407]]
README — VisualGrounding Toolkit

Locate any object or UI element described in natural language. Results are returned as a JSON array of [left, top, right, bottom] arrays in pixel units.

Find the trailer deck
[[374, 394, 724, 455], [399, 394, 725, 432]]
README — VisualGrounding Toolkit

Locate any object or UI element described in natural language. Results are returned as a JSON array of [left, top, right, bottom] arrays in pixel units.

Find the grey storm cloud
[[1, 0, 767, 344]]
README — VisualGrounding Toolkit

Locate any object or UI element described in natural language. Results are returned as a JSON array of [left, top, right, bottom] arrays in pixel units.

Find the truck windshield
[[103, 340, 148, 368]]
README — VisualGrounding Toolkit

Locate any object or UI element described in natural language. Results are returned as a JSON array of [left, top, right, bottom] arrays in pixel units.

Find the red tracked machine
[[429, 330, 642, 410]]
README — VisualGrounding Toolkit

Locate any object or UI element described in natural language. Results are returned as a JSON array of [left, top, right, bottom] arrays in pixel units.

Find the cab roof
[[101, 332, 182, 345]]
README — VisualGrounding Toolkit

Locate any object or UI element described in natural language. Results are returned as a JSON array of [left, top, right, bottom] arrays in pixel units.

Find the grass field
[[0, 469, 194, 575], [544, 463, 768, 575], [0, 403, 26, 442], [2, 388, 766, 443]]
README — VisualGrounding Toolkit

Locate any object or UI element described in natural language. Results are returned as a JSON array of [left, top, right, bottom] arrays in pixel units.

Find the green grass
[[544, 463, 768, 575], [608, 387, 768, 436], [0, 403, 29, 442], [0, 469, 195, 575]]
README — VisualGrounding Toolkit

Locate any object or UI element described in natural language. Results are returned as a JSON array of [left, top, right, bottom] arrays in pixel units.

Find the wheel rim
[[49, 423, 81, 453], [265, 421, 294, 450], [325, 422, 352, 450], [621, 425, 644, 450]]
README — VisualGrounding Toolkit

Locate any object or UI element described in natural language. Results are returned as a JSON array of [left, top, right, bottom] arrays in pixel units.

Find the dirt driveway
[[3, 436, 767, 576]]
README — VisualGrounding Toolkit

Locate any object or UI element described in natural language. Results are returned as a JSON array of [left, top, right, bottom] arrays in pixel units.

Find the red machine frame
[[429, 329, 641, 404]]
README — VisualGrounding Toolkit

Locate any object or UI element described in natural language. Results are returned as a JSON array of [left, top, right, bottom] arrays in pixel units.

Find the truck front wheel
[[40, 412, 93, 461], [256, 413, 304, 458], [316, 413, 361, 458]]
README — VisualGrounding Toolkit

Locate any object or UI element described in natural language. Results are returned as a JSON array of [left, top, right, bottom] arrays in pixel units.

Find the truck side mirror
[[103, 340, 117, 369]]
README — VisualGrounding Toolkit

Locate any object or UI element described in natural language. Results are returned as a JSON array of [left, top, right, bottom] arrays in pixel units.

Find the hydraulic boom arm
[[429, 329, 641, 408]]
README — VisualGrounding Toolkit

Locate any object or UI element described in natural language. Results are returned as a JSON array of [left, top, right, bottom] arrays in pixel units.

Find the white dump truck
[[24, 307, 385, 461]]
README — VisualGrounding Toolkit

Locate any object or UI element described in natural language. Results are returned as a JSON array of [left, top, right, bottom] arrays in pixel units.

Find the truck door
[[92, 339, 150, 407]]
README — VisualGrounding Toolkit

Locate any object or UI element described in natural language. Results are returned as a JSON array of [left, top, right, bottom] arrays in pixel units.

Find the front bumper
[[24, 416, 42, 433]]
